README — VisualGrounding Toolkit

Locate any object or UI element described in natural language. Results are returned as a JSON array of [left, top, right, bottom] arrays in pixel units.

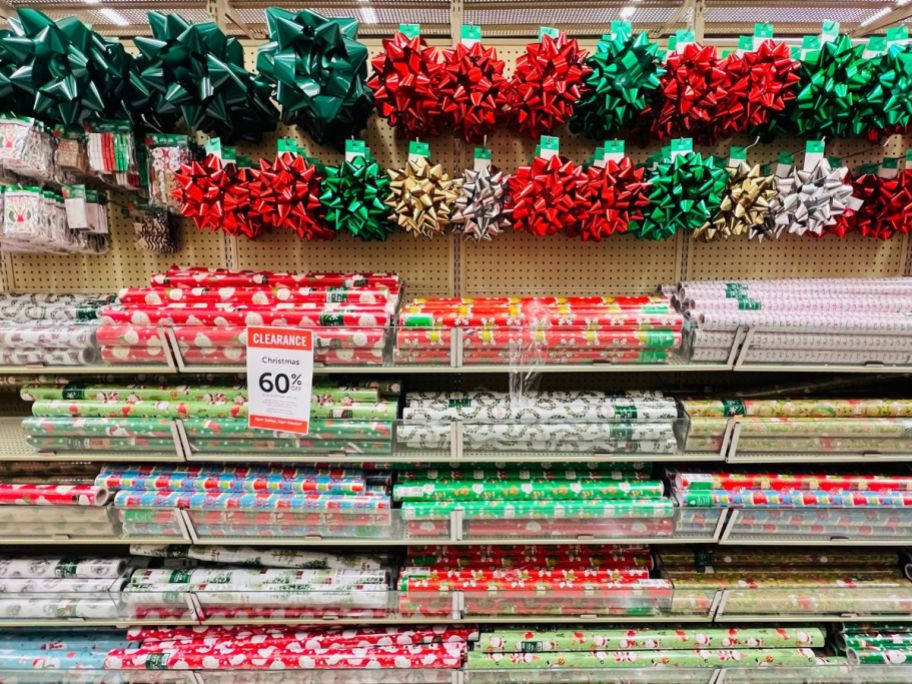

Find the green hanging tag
[[753, 23, 774, 50], [667, 35, 678, 51], [473, 147, 492, 172], [886, 27, 909, 48], [820, 20, 839, 44], [670, 138, 693, 160], [603, 139, 625, 163], [801, 35, 821, 60], [776, 151, 794, 176], [345, 139, 367, 162], [222, 146, 237, 163], [729, 145, 747, 167], [864, 36, 887, 59], [803, 140, 825, 172], [610, 21, 632, 39], [674, 29, 695, 49], [737, 35, 753, 55], [399, 24, 420, 39], [539, 135, 560, 160], [860, 162, 879, 175], [460, 24, 482, 46], [538, 26, 560, 40], [906, 149, 912, 170], [204, 138, 223, 161], [277, 137, 297, 155], [408, 140, 430, 163], [880, 156, 899, 179]]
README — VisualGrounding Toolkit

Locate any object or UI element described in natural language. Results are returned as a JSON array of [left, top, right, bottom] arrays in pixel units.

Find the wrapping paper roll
[[0, 348, 98, 366], [743, 349, 912, 365], [397, 423, 676, 450], [27, 436, 176, 452], [22, 383, 381, 403], [183, 418, 392, 440], [467, 648, 818, 669], [394, 479, 664, 501], [94, 326, 164, 347], [117, 286, 397, 308], [0, 557, 126, 579], [676, 472, 912, 492], [0, 484, 109, 506], [401, 465, 646, 482], [681, 489, 912, 507], [153, 268, 401, 289], [0, 326, 96, 350], [476, 626, 825, 651], [113, 491, 389, 512], [173, 326, 387, 349], [99, 346, 168, 364], [400, 498, 674, 520], [396, 328, 682, 350], [100, 306, 392, 328], [682, 398, 912, 418], [660, 548, 895, 568], [23, 416, 175, 438]]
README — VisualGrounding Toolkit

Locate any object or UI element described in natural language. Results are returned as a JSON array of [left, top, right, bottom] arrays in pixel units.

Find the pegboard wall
[[2, 36, 911, 296]]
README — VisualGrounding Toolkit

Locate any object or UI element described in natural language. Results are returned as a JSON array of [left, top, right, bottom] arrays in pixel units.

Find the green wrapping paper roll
[[393, 479, 664, 501], [467, 648, 819, 669], [849, 649, 912, 665], [478, 626, 826, 651], [188, 439, 391, 454], [401, 498, 674, 520], [681, 398, 912, 418], [27, 436, 176, 451], [22, 416, 174, 437], [30, 400, 397, 420], [21, 383, 383, 403], [844, 634, 912, 650], [182, 418, 391, 440]]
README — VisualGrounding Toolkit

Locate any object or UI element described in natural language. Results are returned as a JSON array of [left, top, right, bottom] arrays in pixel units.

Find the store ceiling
[[0, 0, 909, 40]]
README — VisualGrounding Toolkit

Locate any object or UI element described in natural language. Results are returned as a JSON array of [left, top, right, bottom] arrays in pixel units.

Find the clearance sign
[[246, 327, 314, 434]]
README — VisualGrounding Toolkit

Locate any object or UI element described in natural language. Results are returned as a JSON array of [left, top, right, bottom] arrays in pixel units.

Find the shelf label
[[246, 327, 314, 434]]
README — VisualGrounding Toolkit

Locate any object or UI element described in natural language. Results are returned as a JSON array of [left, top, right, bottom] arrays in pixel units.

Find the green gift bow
[[570, 32, 664, 139], [1, 8, 133, 125], [793, 34, 875, 139], [633, 152, 728, 240], [320, 154, 395, 240], [130, 11, 277, 142], [256, 8, 372, 149]]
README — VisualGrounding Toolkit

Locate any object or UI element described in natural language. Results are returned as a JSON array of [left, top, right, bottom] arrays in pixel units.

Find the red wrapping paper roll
[[101, 307, 392, 328], [155, 269, 401, 289], [173, 326, 386, 350], [179, 347, 384, 366], [100, 346, 169, 364], [117, 287, 395, 307]]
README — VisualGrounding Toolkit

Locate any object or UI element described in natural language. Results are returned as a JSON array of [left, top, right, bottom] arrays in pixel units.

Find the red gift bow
[[572, 159, 651, 240], [368, 31, 444, 138], [437, 42, 510, 142], [251, 152, 333, 240], [173, 155, 265, 240], [505, 32, 590, 138], [648, 43, 728, 143], [855, 170, 912, 240], [507, 154, 584, 236], [716, 40, 800, 140]]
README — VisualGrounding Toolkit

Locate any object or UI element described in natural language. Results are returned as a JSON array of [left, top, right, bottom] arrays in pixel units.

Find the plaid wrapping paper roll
[[683, 398, 912, 417], [466, 648, 819, 669], [393, 479, 664, 501], [476, 626, 825, 651], [400, 498, 674, 520], [0, 483, 109, 506]]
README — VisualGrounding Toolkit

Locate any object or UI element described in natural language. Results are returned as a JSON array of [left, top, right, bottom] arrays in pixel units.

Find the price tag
[[880, 156, 899, 179], [776, 151, 794, 176], [246, 327, 314, 434], [729, 145, 747, 167], [820, 20, 839, 44], [753, 23, 773, 49], [737, 35, 752, 55], [399, 23, 420, 38], [674, 30, 695, 50], [603, 139, 625, 163], [538, 26, 560, 40]]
